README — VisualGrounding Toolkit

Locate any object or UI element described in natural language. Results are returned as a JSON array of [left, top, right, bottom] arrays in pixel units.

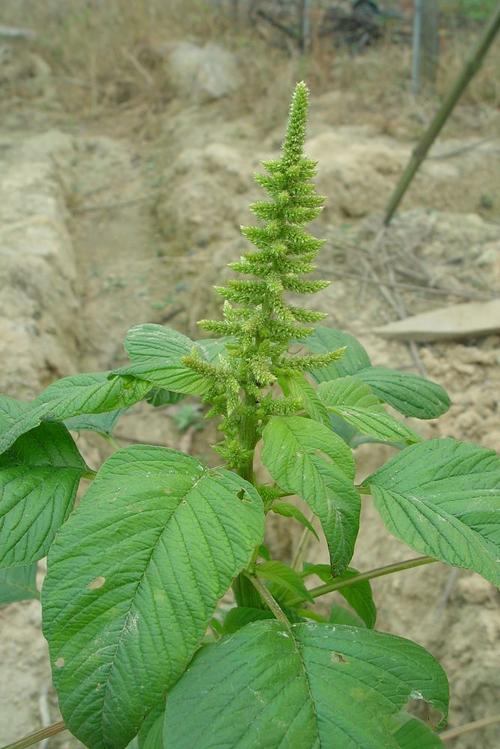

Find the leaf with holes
[[0, 419, 87, 568], [318, 377, 420, 445], [163, 620, 448, 748], [42, 446, 264, 749], [117, 324, 213, 396], [261, 416, 360, 574], [366, 438, 500, 586]]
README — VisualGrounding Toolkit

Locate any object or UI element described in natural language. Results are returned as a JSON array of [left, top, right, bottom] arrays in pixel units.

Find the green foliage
[[0, 562, 38, 605], [0, 415, 88, 567], [1, 82, 499, 749], [163, 621, 448, 748], [262, 415, 360, 574], [303, 564, 376, 628], [366, 439, 500, 586], [317, 377, 420, 445], [42, 446, 264, 748]]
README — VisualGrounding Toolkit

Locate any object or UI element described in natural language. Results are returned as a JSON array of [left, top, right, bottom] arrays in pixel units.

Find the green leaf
[[332, 569, 376, 628], [138, 705, 164, 749], [0, 562, 38, 605], [197, 337, 235, 362], [0, 374, 152, 455], [117, 324, 212, 396], [356, 367, 450, 420], [42, 446, 264, 749], [303, 564, 376, 627], [262, 416, 360, 574], [222, 606, 274, 635], [318, 377, 420, 445], [366, 438, 500, 586], [295, 607, 327, 623], [145, 388, 184, 407], [163, 620, 448, 748], [278, 371, 330, 426], [256, 560, 313, 604], [271, 502, 319, 540], [0, 420, 87, 568], [64, 409, 123, 437], [304, 326, 371, 380], [395, 718, 444, 749], [329, 603, 365, 628], [305, 327, 450, 421]]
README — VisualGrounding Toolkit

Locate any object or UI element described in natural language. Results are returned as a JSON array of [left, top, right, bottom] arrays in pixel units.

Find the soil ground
[[0, 8, 499, 748]]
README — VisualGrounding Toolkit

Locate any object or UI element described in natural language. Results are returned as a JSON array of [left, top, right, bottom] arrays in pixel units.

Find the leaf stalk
[[288, 556, 437, 606]]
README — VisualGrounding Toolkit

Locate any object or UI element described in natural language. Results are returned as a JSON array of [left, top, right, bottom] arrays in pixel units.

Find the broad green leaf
[[0, 396, 51, 456], [0, 374, 151, 455], [305, 327, 450, 421], [356, 367, 450, 420], [197, 337, 235, 362], [271, 502, 319, 540], [262, 416, 360, 574], [296, 607, 327, 623], [366, 438, 500, 586], [278, 371, 330, 426], [256, 561, 313, 604], [318, 377, 420, 445], [0, 395, 28, 430], [304, 326, 371, 380], [145, 388, 184, 407], [302, 564, 376, 627], [163, 620, 448, 748], [0, 420, 87, 568], [64, 409, 123, 437], [42, 446, 264, 749], [222, 606, 274, 635], [138, 705, 164, 749], [117, 324, 212, 396], [0, 562, 38, 605], [395, 718, 445, 749], [329, 604, 365, 627]]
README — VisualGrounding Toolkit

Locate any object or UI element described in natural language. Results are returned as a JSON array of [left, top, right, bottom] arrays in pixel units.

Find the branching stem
[[288, 556, 437, 606], [310, 556, 437, 598]]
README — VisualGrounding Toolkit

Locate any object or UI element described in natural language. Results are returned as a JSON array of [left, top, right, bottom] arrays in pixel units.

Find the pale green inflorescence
[[185, 82, 343, 469]]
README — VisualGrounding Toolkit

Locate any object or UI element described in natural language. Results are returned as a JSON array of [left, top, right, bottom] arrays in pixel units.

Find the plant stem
[[289, 556, 437, 606], [237, 394, 258, 483], [1, 721, 67, 749], [291, 509, 316, 571], [247, 574, 292, 630], [441, 714, 500, 742]]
